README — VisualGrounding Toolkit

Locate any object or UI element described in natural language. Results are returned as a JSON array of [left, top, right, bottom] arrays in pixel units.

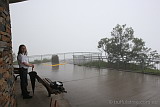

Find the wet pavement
[[15, 63, 160, 107]]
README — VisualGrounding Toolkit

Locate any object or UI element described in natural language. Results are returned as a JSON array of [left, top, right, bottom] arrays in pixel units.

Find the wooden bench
[[13, 69, 67, 97], [36, 75, 67, 97], [13, 68, 20, 80]]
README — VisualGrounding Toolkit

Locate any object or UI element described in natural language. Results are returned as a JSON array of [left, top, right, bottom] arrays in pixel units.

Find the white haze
[[10, 0, 160, 56]]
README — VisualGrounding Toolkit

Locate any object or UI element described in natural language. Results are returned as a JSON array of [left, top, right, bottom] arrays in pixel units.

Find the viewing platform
[[14, 63, 160, 107]]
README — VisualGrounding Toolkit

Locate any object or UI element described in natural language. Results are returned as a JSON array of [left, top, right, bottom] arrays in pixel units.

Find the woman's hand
[[31, 64, 34, 71], [31, 64, 34, 68]]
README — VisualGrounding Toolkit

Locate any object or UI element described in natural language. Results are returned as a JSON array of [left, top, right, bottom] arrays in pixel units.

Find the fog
[[10, 0, 160, 56]]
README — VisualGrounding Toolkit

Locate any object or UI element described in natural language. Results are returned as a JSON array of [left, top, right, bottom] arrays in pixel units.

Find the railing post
[[73, 53, 75, 64], [41, 55, 43, 63], [98, 54, 100, 68], [64, 53, 65, 62], [91, 54, 92, 62]]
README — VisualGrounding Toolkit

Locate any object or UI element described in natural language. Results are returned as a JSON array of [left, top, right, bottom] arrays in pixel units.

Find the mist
[[10, 0, 160, 56]]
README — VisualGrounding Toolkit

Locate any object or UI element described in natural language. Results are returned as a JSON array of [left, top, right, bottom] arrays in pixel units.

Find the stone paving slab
[[15, 64, 160, 107]]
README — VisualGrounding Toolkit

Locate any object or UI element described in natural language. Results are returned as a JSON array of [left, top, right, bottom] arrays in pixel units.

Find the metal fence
[[26, 52, 102, 64], [72, 54, 160, 71], [14, 52, 160, 71]]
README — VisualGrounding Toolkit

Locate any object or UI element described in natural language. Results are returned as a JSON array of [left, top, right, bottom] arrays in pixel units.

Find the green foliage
[[136, 68, 160, 75], [13, 61, 18, 65], [42, 58, 51, 63], [98, 24, 135, 61], [98, 24, 160, 69], [32, 59, 41, 64], [82, 60, 108, 68], [30, 58, 51, 64], [81, 61, 160, 75]]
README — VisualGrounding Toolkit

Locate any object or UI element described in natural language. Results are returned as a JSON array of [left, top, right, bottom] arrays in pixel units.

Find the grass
[[30, 58, 51, 64], [81, 60, 108, 68], [136, 68, 160, 75], [79, 60, 160, 75]]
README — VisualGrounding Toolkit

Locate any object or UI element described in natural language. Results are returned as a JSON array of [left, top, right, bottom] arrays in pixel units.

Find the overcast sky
[[9, 0, 160, 56]]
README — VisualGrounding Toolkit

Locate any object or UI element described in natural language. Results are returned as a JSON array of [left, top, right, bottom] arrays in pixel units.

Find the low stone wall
[[0, 0, 16, 106]]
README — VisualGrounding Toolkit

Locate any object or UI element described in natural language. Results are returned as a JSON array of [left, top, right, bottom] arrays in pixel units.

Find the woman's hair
[[18, 44, 27, 55]]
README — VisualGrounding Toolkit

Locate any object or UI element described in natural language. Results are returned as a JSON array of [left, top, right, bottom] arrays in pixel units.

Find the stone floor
[[15, 79, 70, 107], [15, 64, 160, 107]]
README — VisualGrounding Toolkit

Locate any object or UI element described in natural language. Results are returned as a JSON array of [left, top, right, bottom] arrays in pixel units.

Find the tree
[[98, 24, 135, 62], [98, 24, 160, 69], [147, 50, 160, 69]]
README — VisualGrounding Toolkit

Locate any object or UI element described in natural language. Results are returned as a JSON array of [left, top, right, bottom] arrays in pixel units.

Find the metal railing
[[26, 52, 102, 64], [14, 52, 160, 73], [72, 54, 160, 71]]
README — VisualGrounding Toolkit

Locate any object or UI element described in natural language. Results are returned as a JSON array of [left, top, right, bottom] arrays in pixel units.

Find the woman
[[17, 44, 34, 99]]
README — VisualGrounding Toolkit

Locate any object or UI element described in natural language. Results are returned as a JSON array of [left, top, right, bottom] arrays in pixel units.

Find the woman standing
[[17, 44, 34, 99]]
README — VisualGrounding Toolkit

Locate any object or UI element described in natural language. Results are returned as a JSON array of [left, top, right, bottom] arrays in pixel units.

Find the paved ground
[[15, 63, 160, 107], [15, 79, 70, 107]]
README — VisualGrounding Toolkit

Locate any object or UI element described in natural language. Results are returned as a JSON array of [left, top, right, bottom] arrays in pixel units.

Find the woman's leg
[[20, 68, 28, 96]]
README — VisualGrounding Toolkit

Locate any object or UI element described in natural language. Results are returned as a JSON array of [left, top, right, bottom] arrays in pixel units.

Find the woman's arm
[[22, 62, 34, 68]]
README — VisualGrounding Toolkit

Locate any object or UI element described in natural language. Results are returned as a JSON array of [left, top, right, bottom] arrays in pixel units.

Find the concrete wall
[[0, 0, 16, 106]]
